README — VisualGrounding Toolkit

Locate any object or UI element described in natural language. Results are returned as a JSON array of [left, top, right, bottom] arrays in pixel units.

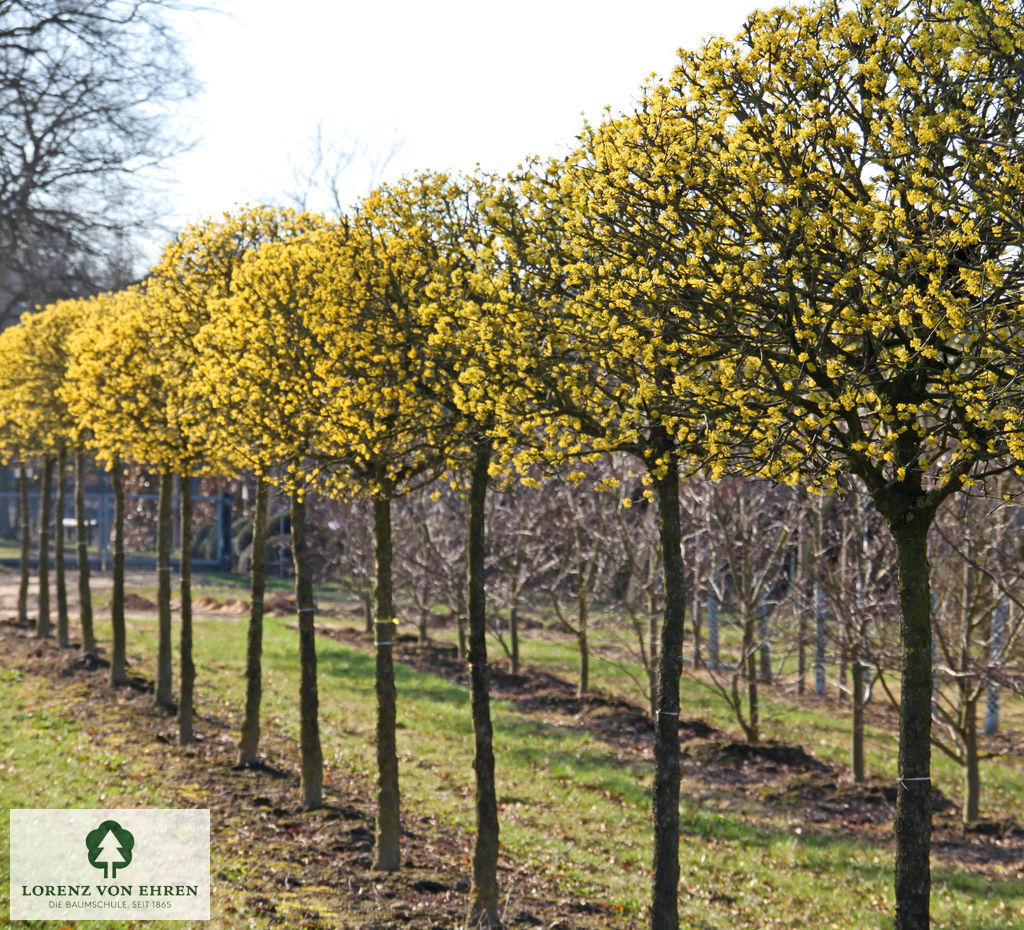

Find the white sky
[[154, 1, 762, 248]]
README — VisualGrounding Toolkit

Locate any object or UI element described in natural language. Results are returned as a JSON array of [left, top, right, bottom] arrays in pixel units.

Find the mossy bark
[[17, 462, 29, 625], [372, 493, 400, 871], [154, 470, 174, 708], [179, 476, 196, 745], [466, 440, 500, 929], [55, 448, 69, 647], [109, 456, 127, 686], [292, 491, 323, 809], [75, 451, 96, 656], [36, 457, 53, 638], [650, 451, 685, 930], [238, 476, 268, 766]]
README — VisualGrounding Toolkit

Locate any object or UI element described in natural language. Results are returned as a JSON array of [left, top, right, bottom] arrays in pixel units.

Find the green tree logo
[[86, 820, 135, 879]]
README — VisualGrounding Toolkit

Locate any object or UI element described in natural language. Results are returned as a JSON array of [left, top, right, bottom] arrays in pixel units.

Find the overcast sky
[[154, 1, 763, 247]]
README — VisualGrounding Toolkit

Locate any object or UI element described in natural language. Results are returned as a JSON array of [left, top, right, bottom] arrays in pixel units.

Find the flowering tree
[[481, 160, 717, 930], [0, 300, 81, 643], [148, 206, 322, 760], [564, 1, 1024, 926], [193, 217, 334, 809]]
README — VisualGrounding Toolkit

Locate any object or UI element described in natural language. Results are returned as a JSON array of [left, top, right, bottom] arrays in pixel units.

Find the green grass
[[3, 586, 1023, 928], [491, 619, 1024, 824], [0, 668, 250, 930]]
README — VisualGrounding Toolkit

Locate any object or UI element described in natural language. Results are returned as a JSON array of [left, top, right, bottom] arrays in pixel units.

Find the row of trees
[[4, 1, 1024, 928], [6, 447, 1020, 826], [309, 462, 1022, 819]]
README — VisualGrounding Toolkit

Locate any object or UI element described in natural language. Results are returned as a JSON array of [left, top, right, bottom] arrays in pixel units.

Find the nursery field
[[1, 568, 1023, 929]]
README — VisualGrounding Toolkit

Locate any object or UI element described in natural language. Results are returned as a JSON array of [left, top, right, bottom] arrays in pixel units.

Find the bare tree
[[308, 495, 376, 632], [701, 478, 797, 744], [486, 480, 557, 676], [395, 485, 467, 648], [921, 484, 1024, 823], [286, 122, 403, 215], [819, 486, 898, 782], [607, 457, 665, 716], [0, 0, 198, 317], [540, 474, 619, 698]]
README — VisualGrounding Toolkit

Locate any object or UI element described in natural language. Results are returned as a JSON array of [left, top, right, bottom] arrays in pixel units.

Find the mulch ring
[[354, 626, 1024, 881], [317, 629, 680, 758], [136, 616, 1024, 898], [682, 736, 831, 788], [0, 618, 623, 929]]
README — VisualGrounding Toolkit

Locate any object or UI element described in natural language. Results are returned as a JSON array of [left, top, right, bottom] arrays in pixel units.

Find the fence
[[0, 467, 298, 577]]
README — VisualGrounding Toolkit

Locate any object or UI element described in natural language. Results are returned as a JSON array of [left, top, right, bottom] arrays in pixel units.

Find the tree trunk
[[466, 440, 500, 929], [838, 629, 849, 703], [361, 587, 373, 635], [509, 602, 520, 676], [0, 462, 13, 538], [650, 452, 685, 930], [292, 490, 323, 810], [743, 612, 759, 745], [178, 476, 196, 745], [797, 608, 807, 695], [814, 582, 827, 697], [649, 604, 659, 720], [218, 480, 233, 571], [75, 451, 96, 657], [706, 587, 719, 671], [55, 448, 69, 647], [109, 456, 127, 686], [576, 581, 589, 698], [962, 692, 980, 825], [757, 604, 771, 683], [373, 493, 401, 871], [457, 614, 468, 660], [154, 470, 174, 708], [852, 658, 865, 783], [36, 457, 53, 638], [887, 503, 934, 930], [797, 530, 809, 695], [984, 600, 1006, 736], [17, 462, 30, 625], [691, 580, 702, 669], [238, 476, 268, 767]]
